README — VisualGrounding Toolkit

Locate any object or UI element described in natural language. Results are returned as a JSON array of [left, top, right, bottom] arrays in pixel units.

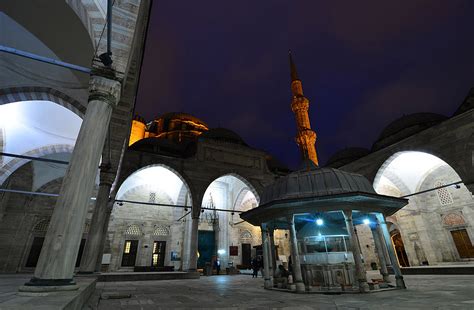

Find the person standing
[[214, 257, 221, 275], [251, 257, 259, 278]]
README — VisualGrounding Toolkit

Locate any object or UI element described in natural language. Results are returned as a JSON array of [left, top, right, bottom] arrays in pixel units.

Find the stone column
[[94, 200, 114, 272], [187, 216, 199, 271], [342, 210, 369, 293], [268, 227, 276, 277], [375, 213, 406, 289], [287, 215, 305, 293], [78, 168, 115, 273], [261, 223, 272, 289], [370, 223, 390, 282], [22, 73, 120, 290]]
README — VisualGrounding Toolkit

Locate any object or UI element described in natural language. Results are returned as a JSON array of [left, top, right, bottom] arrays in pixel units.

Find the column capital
[[286, 215, 294, 225], [342, 209, 352, 221], [89, 74, 121, 106]]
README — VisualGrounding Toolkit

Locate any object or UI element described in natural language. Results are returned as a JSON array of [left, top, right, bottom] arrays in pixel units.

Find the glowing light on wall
[[373, 151, 458, 195], [117, 165, 187, 204], [315, 218, 324, 226]]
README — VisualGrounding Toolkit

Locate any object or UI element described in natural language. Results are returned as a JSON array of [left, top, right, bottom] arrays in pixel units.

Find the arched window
[[153, 225, 170, 236], [33, 219, 50, 232], [435, 181, 453, 206], [149, 192, 156, 203], [125, 224, 142, 235]]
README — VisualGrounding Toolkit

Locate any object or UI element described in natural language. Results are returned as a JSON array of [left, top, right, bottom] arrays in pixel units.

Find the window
[[125, 224, 142, 235], [149, 192, 156, 203], [33, 219, 50, 232], [435, 181, 453, 206], [153, 226, 170, 236], [124, 241, 131, 254]]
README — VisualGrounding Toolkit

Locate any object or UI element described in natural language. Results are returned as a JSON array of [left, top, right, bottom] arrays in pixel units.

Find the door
[[121, 240, 139, 266], [242, 243, 251, 267], [152, 241, 166, 267], [198, 230, 215, 268], [25, 237, 44, 267], [75, 239, 86, 267], [451, 229, 474, 258]]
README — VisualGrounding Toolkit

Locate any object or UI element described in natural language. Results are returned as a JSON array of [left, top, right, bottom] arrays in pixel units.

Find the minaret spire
[[288, 51, 319, 167], [289, 50, 299, 81]]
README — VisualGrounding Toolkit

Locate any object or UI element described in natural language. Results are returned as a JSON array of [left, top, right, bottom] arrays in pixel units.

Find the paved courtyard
[[84, 273, 474, 309]]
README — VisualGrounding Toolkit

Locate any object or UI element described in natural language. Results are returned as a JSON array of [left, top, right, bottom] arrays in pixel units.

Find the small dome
[[200, 128, 247, 146], [325, 147, 370, 168], [155, 112, 208, 127], [260, 166, 375, 205], [373, 113, 447, 151]]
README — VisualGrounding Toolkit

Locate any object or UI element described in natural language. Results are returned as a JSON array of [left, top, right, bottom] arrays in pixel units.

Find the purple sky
[[135, 1, 474, 169]]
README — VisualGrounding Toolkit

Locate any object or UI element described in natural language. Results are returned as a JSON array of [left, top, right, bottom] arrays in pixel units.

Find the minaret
[[289, 51, 319, 166]]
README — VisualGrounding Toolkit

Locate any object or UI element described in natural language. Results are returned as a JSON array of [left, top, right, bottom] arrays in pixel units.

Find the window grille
[[33, 219, 50, 232], [149, 192, 156, 203], [240, 230, 252, 239], [435, 181, 453, 206], [153, 226, 170, 236], [125, 224, 142, 235]]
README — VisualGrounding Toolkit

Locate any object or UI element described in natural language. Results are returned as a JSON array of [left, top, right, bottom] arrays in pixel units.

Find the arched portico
[[105, 164, 194, 272], [373, 151, 474, 266]]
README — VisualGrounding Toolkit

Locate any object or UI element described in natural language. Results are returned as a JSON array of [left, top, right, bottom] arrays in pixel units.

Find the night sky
[[135, 1, 474, 169]]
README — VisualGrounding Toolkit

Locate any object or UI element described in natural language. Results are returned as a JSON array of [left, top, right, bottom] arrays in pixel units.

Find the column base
[[395, 275, 406, 289], [382, 273, 390, 283], [264, 279, 272, 289], [358, 279, 370, 293], [295, 282, 305, 293], [20, 278, 78, 292]]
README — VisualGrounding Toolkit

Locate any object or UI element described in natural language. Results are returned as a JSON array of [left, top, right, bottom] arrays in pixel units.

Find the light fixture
[[363, 218, 370, 225], [315, 218, 323, 226], [217, 249, 225, 255]]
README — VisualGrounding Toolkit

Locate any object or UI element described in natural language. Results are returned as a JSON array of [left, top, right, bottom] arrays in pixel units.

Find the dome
[[260, 165, 376, 205], [373, 113, 448, 151], [154, 112, 208, 127], [325, 147, 370, 168], [200, 127, 247, 146]]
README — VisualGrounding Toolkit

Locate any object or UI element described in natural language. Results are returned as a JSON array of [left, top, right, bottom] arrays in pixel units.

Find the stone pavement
[[84, 273, 474, 309]]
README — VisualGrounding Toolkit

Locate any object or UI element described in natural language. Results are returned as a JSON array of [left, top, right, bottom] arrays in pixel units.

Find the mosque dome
[[260, 161, 376, 205], [372, 113, 448, 151], [200, 127, 248, 146], [325, 147, 370, 168], [146, 112, 209, 144]]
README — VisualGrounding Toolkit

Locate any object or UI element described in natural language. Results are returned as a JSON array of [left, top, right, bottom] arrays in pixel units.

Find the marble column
[[94, 199, 114, 272], [78, 168, 115, 273], [370, 223, 390, 282], [342, 210, 369, 293], [261, 223, 272, 289], [268, 227, 276, 277], [287, 215, 305, 293], [187, 216, 199, 271], [22, 73, 121, 289], [375, 213, 406, 289]]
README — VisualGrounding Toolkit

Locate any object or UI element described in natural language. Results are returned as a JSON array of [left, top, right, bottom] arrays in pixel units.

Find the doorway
[[121, 240, 139, 267], [198, 230, 215, 268], [25, 237, 44, 267], [242, 243, 251, 267], [451, 229, 474, 259], [152, 241, 166, 267], [391, 232, 410, 267]]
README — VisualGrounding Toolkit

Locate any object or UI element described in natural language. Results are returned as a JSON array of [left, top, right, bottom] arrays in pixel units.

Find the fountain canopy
[[240, 160, 407, 228]]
